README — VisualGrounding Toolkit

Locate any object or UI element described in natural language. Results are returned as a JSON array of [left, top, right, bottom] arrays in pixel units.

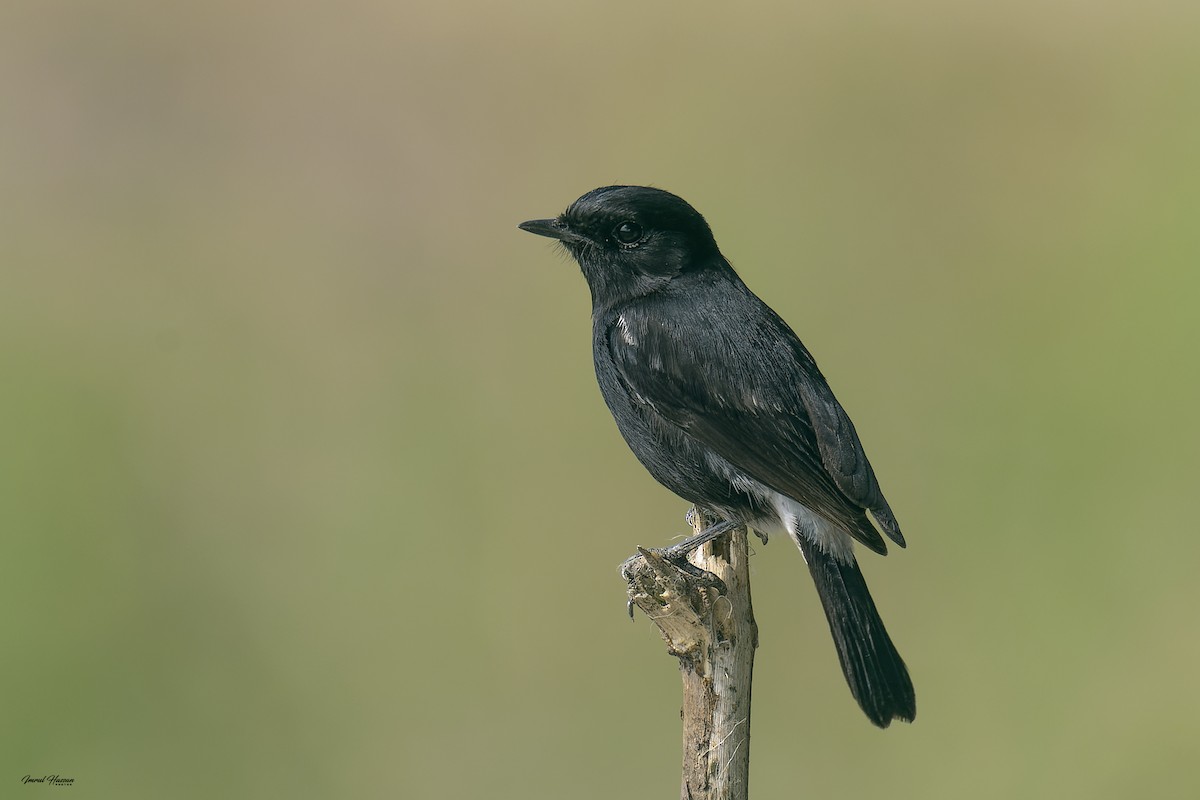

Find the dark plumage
[[519, 185, 915, 727]]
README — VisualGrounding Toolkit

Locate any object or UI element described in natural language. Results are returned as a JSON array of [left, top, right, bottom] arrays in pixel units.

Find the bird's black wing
[[607, 278, 900, 553], [788, 325, 906, 547]]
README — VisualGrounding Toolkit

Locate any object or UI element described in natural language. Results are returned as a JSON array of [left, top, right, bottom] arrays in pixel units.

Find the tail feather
[[797, 537, 916, 727]]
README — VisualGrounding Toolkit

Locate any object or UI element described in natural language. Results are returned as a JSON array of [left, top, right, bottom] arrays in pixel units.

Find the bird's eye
[[613, 221, 643, 245]]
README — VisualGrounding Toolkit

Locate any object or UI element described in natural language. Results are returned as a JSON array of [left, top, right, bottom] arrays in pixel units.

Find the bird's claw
[[620, 546, 728, 603]]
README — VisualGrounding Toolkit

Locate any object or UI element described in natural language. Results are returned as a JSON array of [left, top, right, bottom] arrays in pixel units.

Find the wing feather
[[607, 281, 902, 553]]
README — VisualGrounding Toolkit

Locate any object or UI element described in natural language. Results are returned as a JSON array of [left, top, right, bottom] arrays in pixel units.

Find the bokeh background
[[3, 1, 1199, 798]]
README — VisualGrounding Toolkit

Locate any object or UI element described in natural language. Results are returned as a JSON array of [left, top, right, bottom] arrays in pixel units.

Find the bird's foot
[[664, 518, 739, 558], [621, 545, 727, 620]]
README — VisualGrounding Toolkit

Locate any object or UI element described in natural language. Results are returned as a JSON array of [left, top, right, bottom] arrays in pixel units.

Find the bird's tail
[[796, 536, 916, 727]]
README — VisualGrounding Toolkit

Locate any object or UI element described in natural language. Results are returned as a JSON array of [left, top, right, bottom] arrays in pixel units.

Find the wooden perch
[[623, 510, 759, 800]]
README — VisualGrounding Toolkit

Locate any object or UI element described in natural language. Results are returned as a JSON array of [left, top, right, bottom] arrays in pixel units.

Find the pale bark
[[623, 511, 758, 800]]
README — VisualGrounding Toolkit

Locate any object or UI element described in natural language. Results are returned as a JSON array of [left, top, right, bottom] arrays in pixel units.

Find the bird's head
[[519, 186, 721, 310]]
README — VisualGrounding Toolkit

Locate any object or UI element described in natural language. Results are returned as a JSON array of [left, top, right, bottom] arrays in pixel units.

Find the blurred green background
[[3, 1, 1199, 798]]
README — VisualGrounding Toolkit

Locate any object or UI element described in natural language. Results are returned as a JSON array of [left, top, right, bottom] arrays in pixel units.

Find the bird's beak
[[518, 218, 585, 244]]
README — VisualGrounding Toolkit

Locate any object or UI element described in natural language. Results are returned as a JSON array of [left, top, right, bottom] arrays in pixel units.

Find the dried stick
[[624, 510, 758, 800]]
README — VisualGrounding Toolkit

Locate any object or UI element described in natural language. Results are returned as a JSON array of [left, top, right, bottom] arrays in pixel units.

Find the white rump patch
[[705, 452, 856, 565], [766, 490, 856, 564]]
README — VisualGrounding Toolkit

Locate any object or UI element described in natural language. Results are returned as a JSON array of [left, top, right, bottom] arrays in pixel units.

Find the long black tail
[[797, 537, 916, 727]]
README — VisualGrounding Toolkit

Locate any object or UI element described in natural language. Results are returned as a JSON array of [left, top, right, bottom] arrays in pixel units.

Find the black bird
[[518, 186, 915, 727]]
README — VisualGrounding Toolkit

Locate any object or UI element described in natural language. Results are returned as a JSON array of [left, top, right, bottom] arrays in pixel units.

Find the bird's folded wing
[[607, 301, 899, 554], [793, 360, 905, 547]]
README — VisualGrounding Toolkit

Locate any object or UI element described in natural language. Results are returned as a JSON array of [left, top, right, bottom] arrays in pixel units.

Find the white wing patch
[[616, 314, 636, 345]]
